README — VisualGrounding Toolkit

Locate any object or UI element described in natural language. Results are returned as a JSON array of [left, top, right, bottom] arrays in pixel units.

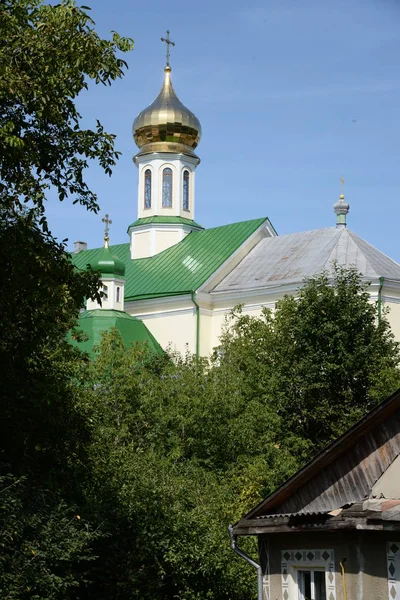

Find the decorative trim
[[387, 542, 400, 599], [259, 538, 270, 600], [281, 549, 336, 600]]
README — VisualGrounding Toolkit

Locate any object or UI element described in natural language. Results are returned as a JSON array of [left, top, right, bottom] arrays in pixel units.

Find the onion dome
[[132, 66, 201, 156], [89, 237, 125, 278], [334, 193, 350, 228]]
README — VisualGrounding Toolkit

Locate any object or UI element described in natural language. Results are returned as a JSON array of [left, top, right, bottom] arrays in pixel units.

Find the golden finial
[[161, 30, 175, 68], [101, 213, 112, 248], [340, 177, 345, 200]]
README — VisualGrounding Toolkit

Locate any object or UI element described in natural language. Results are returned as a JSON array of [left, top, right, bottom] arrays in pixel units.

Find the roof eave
[[236, 388, 400, 523]]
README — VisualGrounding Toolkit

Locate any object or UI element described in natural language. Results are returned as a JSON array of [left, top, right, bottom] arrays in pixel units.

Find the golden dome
[[133, 66, 201, 155]]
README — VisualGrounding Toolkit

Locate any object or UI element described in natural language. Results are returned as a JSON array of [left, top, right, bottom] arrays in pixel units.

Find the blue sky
[[46, 0, 400, 261]]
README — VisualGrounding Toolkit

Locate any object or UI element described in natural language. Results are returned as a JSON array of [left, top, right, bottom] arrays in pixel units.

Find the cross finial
[[102, 213, 112, 248], [340, 177, 345, 196], [161, 30, 175, 67]]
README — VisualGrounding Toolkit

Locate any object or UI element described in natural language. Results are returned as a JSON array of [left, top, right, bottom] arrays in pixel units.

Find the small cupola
[[87, 214, 126, 311], [334, 178, 350, 228]]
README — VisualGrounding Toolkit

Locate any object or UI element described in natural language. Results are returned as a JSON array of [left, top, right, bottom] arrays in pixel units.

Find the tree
[[0, 0, 133, 227], [77, 331, 300, 600], [218, 265, 400, 453], [68, 267, 400, 600], [0, 2, 133, 595]]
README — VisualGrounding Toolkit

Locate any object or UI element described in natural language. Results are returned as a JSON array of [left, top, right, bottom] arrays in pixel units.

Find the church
[[72, 35, 400, 358]]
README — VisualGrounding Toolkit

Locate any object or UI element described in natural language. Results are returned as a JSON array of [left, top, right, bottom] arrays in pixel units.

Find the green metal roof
[[90, 245, 125, 278], [73, 218, 269, 302], [127, 216, 204, 230], [71, 309, 163, 357]]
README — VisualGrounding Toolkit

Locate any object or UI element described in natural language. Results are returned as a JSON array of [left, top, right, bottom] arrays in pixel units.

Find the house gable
[[237, 389, 400, 526]]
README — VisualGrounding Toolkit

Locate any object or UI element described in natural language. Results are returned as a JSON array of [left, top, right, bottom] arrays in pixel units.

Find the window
[[183, 169, 190, 211], [298, 570, 326, 600], [162, 167, 173, 207], [103, 284, 108, 300], [116, 286, 120, 302], [144, 169, 151, 208], [281, 549, 335, 600]]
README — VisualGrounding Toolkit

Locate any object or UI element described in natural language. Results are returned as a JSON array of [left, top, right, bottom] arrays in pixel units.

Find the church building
[[72, 35, 400, 357]]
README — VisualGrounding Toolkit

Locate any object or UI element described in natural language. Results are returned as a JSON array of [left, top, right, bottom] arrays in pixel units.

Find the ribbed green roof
[[128, 216, 204, 230], [71, 309, 163, 357], [73, 218, 269, 302], [90, 245, 125, 277]]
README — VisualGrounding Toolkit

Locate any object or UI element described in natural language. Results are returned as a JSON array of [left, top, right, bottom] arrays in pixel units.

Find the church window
[[162, 168, 173, 207], [144, 169, 151, 208], [103, 284, 108, 300], [116, 287, 120, 302], [183, 170, 190, 211]]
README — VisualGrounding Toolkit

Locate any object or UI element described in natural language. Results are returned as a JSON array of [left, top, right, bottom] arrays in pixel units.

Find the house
[[231, 388, 400, 600]]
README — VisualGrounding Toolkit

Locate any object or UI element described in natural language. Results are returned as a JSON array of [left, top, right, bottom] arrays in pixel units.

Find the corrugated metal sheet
[[72, 218, 267, 301], [212, 227, 400, 292]]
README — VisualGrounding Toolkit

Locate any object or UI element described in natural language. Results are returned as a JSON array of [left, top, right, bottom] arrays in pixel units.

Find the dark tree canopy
[[0, 2, 133, 596]]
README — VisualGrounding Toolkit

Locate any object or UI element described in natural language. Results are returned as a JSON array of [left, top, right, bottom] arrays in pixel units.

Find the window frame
[[162, 167, 173, 208], [182, 169, 190, 211], [144, 168, 152, 209], [297, 567, 326, 600], [281, 549, 336, 600]]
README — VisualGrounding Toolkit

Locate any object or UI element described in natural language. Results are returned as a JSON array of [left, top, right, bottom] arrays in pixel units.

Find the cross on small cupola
[[161, 30, 175, 67], [102, 213, 112, 248], [334, 177, 350, 228]]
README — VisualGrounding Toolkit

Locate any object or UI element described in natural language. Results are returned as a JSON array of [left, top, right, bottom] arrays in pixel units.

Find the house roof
[[72, 218, 269, 302], [71, 309, 164, 357], [233, 388, 400, 535], [213, 227, 400, 293]]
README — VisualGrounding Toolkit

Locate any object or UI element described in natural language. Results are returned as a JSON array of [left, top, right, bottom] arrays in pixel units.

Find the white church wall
[[384, 299, 400, 342], [125, 283, 400, 358], [135, 153, 198, 221], [154, 228, 183, 254], [87, 278, 125, 312], [131, 230, 153, 259], [140, 310, 196, 355]]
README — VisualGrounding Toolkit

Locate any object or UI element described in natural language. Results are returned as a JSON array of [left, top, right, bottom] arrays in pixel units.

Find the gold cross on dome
[[102, 213, 112, 247], [161, 30, 175, 67], [340, 177, 345, 192]]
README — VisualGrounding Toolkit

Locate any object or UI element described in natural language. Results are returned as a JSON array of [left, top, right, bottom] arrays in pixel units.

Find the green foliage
[[218, 265, 400, 452], [0, 211, 100, 479], [0, 0, 133, 227], [76, 332, 301, 599], [0, 2, 133, 595], [0, 475, 102, 600], [75, 268, 400, 599]]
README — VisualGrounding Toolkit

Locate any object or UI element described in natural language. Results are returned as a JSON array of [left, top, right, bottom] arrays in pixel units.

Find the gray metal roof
[[213, 227, 400, 293]]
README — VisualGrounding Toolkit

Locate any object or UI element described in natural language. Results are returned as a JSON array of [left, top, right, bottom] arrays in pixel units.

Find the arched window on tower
[[162, 168, 173, 207], [144, 169, 152, 209], [183, 170, 190, 211], [103, 284, 108, 300], [116, 287, 120, 303]]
